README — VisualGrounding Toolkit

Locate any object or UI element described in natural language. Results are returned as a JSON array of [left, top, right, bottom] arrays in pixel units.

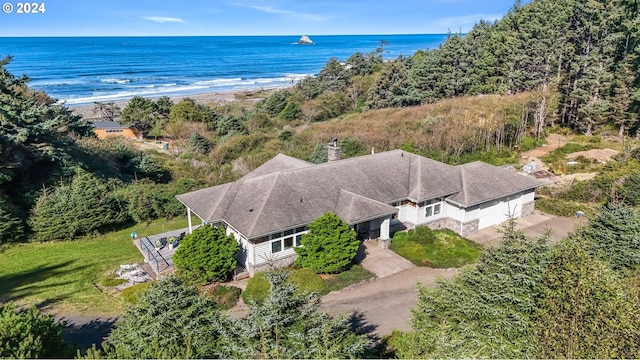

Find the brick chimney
[[327, 137, 341, 161]]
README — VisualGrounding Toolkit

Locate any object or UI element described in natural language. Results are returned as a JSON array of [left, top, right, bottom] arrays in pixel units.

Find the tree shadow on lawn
[[0, 260, 90, 302]]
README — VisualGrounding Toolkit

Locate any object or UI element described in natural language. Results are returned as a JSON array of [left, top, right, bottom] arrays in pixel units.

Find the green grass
[[391, 227, 483, 268], [324, 265, 375, 292], [206, 285, 241, 310], [0, 217, 188, 315], [242, 265, 375, 303]]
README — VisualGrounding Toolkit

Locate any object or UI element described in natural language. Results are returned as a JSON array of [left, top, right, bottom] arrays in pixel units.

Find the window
[[295, 234, 303, 246], [425, 199, 442, 218], [284, 229, 294, 236], [295, 226, 307, 233], [271, 240, 282, 253], [284, 237, 293, 249]]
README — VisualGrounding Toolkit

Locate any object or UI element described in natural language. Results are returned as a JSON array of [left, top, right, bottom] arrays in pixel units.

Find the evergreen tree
[[120, 96, 155, 134], [294, 212, 359, 274], [535, 236, 640, 358], [29, 170, 128, 241], [102, 276, 227, 359], [0, 302, 67, 359], [576, 202, 640, 270], [173, 225, 239, 283], [188, 132, 212, 155], [394, 222, 548, 358], [222, 271, 370, 359], [365, 57, 422, 109]]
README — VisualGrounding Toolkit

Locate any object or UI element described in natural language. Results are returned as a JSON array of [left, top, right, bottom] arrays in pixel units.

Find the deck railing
[[140, 236, 172, 276]]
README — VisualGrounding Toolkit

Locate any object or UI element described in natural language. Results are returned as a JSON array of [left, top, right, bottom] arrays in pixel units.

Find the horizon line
[[0, 33, 459, 38]]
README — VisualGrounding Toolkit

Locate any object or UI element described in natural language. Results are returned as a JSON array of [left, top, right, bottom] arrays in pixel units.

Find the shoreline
[[68, 87, 283, 121]]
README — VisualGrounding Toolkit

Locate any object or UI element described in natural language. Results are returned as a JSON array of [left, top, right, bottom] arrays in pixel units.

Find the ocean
[[0, 35, 447, 105]]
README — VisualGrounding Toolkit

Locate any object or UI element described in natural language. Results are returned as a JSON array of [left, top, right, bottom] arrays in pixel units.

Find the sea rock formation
[[298, 35, 313, 44]]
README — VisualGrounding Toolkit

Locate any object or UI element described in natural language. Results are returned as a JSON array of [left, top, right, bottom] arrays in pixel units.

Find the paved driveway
[[321, 211, 582, 338], [467, 210, 582, 246]]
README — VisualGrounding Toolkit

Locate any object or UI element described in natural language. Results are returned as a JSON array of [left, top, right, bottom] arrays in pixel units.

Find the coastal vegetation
[[1, 0, 640, 357], [389, 204, 640, 359]]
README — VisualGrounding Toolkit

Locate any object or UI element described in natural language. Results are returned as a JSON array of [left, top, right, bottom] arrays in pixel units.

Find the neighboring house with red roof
[[176, 141, 543, 275]]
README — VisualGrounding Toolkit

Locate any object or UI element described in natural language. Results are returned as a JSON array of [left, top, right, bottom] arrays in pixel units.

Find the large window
[[271, 240, 282, 253], [424, 198, 442, 218]]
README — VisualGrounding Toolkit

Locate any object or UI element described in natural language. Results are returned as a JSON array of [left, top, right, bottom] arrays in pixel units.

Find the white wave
[[101, 78, 131, 84], [192, 78, 243, 86], [60, 74, 315, 105], [62, 84, 210, 105]]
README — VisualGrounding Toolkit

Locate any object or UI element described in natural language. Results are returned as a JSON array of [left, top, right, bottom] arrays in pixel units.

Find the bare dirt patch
[[567, 148, 619, 162]]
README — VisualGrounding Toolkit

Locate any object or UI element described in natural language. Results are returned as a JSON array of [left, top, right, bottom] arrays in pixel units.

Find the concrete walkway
[[359, 240, 415, 277]]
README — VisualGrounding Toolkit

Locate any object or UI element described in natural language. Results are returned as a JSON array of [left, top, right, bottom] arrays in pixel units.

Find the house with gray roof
[[176, 142, 543, 275]]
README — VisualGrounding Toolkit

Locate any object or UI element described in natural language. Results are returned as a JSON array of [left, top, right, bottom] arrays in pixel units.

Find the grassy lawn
[[391, 227, 483, 268], [0, 217, 188, 315], [242, 265, 375, 304]]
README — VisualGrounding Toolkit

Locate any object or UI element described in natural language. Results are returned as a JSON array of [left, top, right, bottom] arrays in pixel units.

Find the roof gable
[[240, 153, 312, 180], [447, 162, 544, 206]]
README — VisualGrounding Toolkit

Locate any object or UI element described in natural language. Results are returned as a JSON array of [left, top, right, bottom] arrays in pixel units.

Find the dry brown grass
[[295, 92, 542, 157]]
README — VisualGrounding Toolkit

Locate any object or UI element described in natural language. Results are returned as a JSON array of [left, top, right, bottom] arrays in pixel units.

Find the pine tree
[[223, 271, 370, 359], [102, 276, 227, 359]]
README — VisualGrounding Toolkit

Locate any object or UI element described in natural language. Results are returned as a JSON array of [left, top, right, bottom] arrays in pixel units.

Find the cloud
[[143, 16, 185, 23], [246, 5, 324, 21]]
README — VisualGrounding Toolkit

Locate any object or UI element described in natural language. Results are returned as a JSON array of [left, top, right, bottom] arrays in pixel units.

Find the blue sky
[[0, 0, 521, 36]]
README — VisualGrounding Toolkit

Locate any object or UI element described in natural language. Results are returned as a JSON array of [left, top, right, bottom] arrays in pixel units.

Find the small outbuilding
[[92, 121, 140, 139]]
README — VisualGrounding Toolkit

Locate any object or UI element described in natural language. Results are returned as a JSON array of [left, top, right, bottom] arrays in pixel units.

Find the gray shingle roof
[[240, 153, 312, 180], [176, 150, 542, 239], [446, 161, 545, 207]]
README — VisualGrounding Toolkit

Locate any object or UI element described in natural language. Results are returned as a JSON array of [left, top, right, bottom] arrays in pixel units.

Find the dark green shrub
[[279, 101, 300, 120], [295, 212, 359, 274], [324, 265, 375, 292], [278, 130, 294, 141], [173, 225, 239, 284], [189, 132, 212, 154], [242, 272, 270, 304], [121, 282, 152, 305]]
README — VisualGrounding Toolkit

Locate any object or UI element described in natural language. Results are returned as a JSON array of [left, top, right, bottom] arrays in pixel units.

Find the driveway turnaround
[[320, 266, 458, 338], [321, 211, 581, 339]]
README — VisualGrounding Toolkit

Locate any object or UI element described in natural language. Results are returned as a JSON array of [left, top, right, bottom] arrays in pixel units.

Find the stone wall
[[460, 219, 480, 236], [247, 253, 297, 276], [424, 217, 480, 237]]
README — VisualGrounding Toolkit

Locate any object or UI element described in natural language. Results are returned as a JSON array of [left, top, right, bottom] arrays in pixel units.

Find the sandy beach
[[68, 88, 273, 120]]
